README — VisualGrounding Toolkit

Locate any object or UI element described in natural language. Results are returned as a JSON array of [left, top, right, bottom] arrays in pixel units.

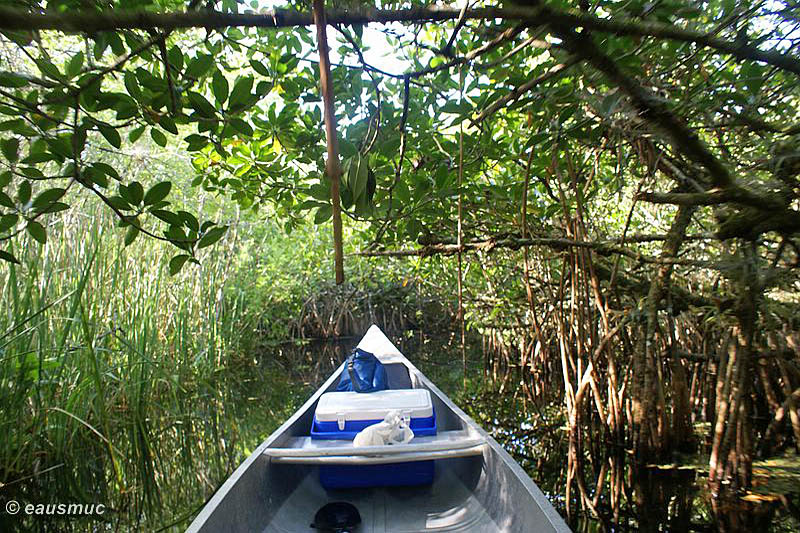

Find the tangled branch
[[0, 6, 797, 76]]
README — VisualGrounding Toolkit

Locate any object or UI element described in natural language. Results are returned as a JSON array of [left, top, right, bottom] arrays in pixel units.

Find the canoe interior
[[267, 457, 497, 532], [188, 327, 569, 533]]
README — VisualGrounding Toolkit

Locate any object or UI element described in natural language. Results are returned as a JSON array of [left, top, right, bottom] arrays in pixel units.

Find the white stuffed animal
[[352, 410, 414, 447]]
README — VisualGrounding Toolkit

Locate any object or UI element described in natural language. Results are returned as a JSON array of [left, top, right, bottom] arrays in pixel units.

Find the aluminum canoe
[[187, 325, 570, 532]]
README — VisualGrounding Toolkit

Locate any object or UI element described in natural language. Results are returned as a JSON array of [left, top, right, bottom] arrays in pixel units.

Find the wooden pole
[[312, 0, 344, 284]]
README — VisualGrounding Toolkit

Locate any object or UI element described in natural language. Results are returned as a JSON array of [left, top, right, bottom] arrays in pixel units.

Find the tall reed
[[0, 198, 271, 530]]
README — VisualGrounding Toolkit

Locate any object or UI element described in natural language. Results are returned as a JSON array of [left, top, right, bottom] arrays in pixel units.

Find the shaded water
[[2, 331, 799, 531]]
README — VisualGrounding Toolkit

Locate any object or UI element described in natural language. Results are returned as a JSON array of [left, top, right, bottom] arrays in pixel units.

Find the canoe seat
[[383, 362, 412, 389], [264, 430, 486, 465]]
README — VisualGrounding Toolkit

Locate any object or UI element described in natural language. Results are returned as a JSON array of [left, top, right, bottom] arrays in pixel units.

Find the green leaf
[[185, 54, 213, 79], [21, 168, 44, 181], [128, 181, 144, 205], [107, 195, 131, 211], [66, 52, 85, 79], [129, 125, 146, 143], [159, 115, 178, 134], [184, 134, 209, 151], [167, 225, 190, 247], [114, 97, 139, 120], [37, 59, 62, 81], [107, 32, 125, 55], [32, 188, 66, 209], [150, 128, 167, 147], [354, 189, 372, 216], [97, 123, 122, 148], [314, 205, 332, 224], [178, 210, 199, 232], [124, 225, 139, 246], [0, 213, 18, 233], [379, 137, 401, 155], [187, 91, 216, 119], [168, 254, 191, 275], [0, 191, 13, 208], [249, 59, 270, 77], [353, 154, 369, 202], [26, 220, 46, 243], [2, 138, 19, 162], [742, 62, 764, 96], [84, 168, 106, 189], [21, 152, 54, 165], [17, 180, 31, 205], [212, 70, 229, 104], [152, 209, 182, 226], [339, 138, 357, 159], [197, 225, 227, 248], [144, 181, 171, 205], [0, 72, 28, 88], [0, 249, 19, 264], [124, 71, 142, 100], [0, 119, 25, 133], [340, 186, 352, 209], [296, 200, 325, 211], [256, 80, 273, 96], [229, 76, 254, 109], [229, 118, 253, 137], [309, 182, 330, 201], [135, 68, 164, 92], [38, 202, 69, 214], [91, 162, 120, 181], [167, 46, 184, 71], [44, 137, 72, 161], [440, 101, 471, 115]]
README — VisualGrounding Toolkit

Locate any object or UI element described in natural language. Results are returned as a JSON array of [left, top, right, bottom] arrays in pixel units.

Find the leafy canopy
[[0, 0, 798, 275]]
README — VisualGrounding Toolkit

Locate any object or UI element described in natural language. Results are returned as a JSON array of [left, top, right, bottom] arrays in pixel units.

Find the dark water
[[2, 331, 799, 531]]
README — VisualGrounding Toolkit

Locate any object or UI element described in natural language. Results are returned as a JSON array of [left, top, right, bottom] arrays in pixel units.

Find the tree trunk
[[709, 241, 759, 493], [633, 204, 697, 460]]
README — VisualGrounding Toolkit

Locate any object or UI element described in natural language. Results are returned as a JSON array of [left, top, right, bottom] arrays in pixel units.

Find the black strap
[[347, 358, 363, 393]]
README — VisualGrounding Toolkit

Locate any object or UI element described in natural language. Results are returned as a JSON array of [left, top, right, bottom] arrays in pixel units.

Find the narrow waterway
[[3, 331, 798, 532]]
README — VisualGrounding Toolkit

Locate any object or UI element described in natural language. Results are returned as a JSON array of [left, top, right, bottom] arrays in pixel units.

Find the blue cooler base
[[311, 412, 436, 440], [320, 460, 434, 489]]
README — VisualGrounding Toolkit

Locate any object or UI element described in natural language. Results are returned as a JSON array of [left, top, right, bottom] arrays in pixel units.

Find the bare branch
[[355, 235, 719, 268], [636, 189, 735, 205]]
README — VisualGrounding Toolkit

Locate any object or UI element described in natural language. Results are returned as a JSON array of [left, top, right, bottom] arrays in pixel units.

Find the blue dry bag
[[336, 348, 388, 393]]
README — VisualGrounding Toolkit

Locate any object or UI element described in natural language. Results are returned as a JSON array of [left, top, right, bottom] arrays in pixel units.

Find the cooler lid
[[315, 389, 433, 422]]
